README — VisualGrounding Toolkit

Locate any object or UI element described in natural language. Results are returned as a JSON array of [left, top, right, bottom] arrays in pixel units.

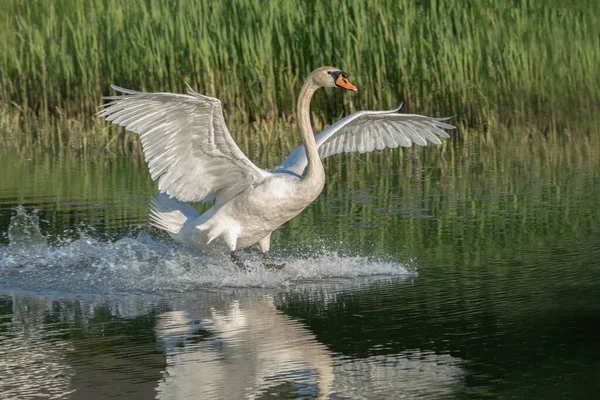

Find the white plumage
[[276, 103, 454, 175], [98, 67, 454, 262]]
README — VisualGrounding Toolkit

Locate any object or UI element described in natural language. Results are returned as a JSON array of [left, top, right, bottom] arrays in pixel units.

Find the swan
[[98, 66, 454, 268]]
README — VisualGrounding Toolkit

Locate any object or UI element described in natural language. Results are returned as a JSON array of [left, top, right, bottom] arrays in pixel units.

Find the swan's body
[[99, 67, 454, 259], [158, 170, 321, 253]]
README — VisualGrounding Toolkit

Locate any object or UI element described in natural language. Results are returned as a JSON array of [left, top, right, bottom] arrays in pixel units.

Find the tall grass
[[0, 0, 598, 137]]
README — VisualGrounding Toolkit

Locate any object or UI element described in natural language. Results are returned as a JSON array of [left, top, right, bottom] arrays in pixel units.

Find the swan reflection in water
[[155, 287, 464, 399], [0, 279, 464, 399], [156, 294, 334, 399]]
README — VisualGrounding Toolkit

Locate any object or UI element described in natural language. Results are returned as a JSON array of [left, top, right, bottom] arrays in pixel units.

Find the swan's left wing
[[276, 104, 455, 175]]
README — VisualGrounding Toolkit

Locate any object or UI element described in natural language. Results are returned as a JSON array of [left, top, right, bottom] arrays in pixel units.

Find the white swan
[[99, 66, 454, 268]]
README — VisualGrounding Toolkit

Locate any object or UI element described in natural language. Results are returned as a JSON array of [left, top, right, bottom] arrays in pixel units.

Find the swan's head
[[311, 66, 358, 92]]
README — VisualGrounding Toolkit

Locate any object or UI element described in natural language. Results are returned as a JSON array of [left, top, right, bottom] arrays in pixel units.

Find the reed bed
[[1, 0, 598, 139]]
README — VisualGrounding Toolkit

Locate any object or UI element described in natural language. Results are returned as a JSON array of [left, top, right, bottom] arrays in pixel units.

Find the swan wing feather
[[276, 104, 454, 175], [98, 85, 269, 204]]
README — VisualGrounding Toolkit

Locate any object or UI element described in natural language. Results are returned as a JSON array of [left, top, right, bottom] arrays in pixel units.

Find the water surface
[[1, 135, 599, 399]]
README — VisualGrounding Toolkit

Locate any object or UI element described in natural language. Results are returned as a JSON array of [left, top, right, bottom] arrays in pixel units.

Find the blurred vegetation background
[[1, 0, 598, 145]]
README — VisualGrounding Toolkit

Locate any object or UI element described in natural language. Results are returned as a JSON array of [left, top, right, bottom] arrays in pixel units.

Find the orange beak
[[335, 74, 358, 92]]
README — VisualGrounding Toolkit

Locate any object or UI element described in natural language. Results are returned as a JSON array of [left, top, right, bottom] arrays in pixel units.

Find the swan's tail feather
[[149, 192, 199, 234]]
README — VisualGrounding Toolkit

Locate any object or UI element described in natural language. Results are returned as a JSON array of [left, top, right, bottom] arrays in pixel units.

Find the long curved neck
[[297, 79, 324, 185]]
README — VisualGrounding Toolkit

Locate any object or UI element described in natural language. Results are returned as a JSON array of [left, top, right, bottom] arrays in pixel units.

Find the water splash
[[7, 206, 47, 254], [0, 207, 415, 294]]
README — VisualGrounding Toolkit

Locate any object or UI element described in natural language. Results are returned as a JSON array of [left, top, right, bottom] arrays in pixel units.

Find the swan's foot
[[231, 251, 249, 272], [262, 252, 286, 270]]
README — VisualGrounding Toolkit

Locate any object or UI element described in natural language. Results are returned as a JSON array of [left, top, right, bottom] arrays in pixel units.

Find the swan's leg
[[257, 234, 285, 270], [230, 251, 249, 271], [262, 252, 286, 270], [256, 234, 271, 254]]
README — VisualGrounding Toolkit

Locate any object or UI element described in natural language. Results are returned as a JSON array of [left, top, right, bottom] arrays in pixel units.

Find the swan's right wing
[[276, 104, 455, 176], [98, 85, 270, 204]]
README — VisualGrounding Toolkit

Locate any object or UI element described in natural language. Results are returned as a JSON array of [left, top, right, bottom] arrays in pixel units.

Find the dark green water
[[1, 134, 599, 399]]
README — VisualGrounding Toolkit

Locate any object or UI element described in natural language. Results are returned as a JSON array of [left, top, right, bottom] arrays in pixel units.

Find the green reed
[[1, 0, 598, 138]]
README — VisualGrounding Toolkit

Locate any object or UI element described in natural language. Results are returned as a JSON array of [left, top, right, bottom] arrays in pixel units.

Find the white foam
[[0, 208, 415, 295]]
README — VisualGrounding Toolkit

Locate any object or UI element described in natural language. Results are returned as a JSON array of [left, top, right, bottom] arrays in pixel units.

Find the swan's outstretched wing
[[98, 85, 269, 204], [276, 104, 455, 175]]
